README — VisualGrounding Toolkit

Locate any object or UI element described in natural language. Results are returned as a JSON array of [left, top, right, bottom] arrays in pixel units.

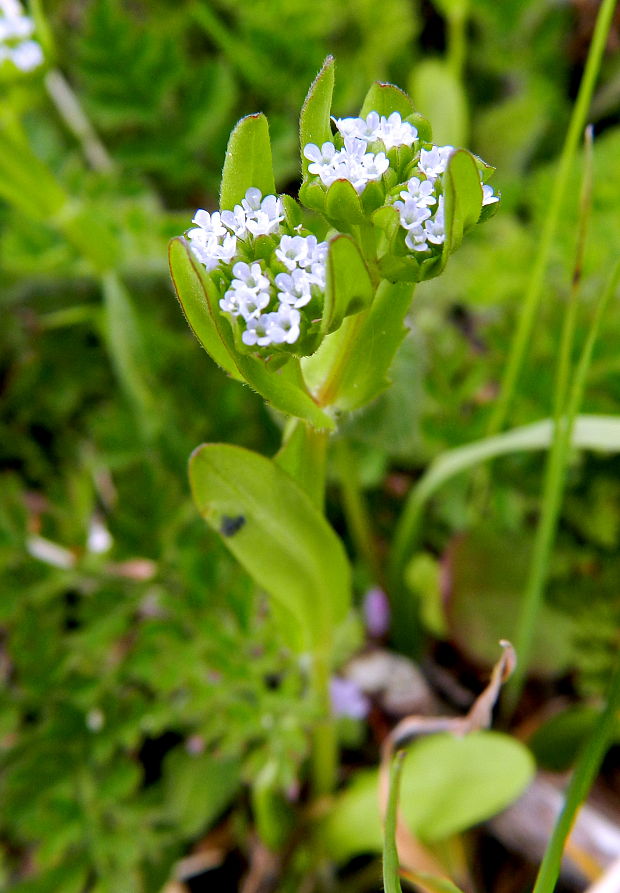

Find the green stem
[[532, 654, 620, 893], [485, 0, 617, 438], [276, 419, 329, 510], [446, 4, 468, 80], [314, 311, 367, 407], [334, 438, 381, 583], [278, 425, 337, 798]]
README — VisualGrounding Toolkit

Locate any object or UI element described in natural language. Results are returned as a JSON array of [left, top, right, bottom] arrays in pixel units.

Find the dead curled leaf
[[378, 641, 517, 889]]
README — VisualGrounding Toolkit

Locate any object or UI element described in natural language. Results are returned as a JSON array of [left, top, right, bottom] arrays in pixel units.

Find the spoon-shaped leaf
[[189, 444, 351, 650]]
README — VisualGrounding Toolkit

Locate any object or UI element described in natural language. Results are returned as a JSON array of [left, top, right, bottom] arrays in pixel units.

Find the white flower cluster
[[304, 137, 389, 194], [223, 234, 328, 348], [0, 0, 43, 72], [333, 110, 418, 151], [303, 111, 419, 195], [394, 144, 499, 253], [188, 187, 285, 272], [188, 188, 329, 349]]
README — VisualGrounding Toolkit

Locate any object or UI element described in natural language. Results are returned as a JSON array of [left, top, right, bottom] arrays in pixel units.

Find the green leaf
[[399, 732, 534, 843], [100, 272, 158, 437], [169, 238, 334, 429], [300, 56, 335, 177], [325, 178, 366, 225], [303, 280, 414, 412], [442, 149, 482, 262], [409, 59, 468, 147], [220, 113, 276, 211], [323, 732, 533, 859], [320, 768, 383, 862], [0, 127, 66, 219], [360, 82, 415, 119], [235, 354, 335, 430], [189, 444, 351, 649], [162, 748, 240, 837], [168, 237, 241, 378], [322, 235, 374, 335]]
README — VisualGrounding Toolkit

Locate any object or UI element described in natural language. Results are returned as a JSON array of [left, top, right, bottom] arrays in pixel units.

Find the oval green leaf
[[442, 149, 482, 263], [189, 444, 351, 650], [220, 113, 276, 211], [360, 82, 416, 119], [300, 56, 335, 178], [400, 731, 534, 842]]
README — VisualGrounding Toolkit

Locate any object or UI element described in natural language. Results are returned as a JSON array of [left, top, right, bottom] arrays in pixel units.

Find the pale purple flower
[[363, 587, 391, 637], [330, 676, 370, 720]]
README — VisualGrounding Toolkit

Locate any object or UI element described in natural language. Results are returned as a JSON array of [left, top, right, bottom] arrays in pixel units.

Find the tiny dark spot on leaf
[[220, 515, 246, 537]]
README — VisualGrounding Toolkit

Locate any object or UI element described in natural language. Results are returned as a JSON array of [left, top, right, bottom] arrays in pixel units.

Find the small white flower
[[395, 197, 431, 231], [268, 305, 301, 344], [418, 145, 454, 180], [304, 141, 337, 173], [423, 195, 446, 245], [241, 187, 263, 213], [482, 183, 499, 206], [220, 205, 248, 237], [275, 268, 313, 309], [220, 284, 271, 319], [360, 150, 389, 181], [192, 209, 228, 239], [333, 112, 381, 142], [405, 227, 429, 253], [276, 234, 310, 271], [230, 261, 271, 293], [242, 316, 274, 347], [0, 0, 43, 72], [400, 176, 436, 208], [377, 112, 418, 150], [243, 191, 285, 237], [236, 289, 272, 321]]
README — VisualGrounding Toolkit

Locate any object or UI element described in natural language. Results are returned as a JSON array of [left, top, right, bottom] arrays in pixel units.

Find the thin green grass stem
[[383, 751, 405, 893], [334, 438, 382, 583], [486, 0, 617, 438], [507, 259, 620, 712], [551, 127, 593, 423], [531, 654, 620, 893], [45, 70, 114, 173]]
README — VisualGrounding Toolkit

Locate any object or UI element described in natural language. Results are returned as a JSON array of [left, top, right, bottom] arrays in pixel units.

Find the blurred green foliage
[[2, 0, 620, 889]]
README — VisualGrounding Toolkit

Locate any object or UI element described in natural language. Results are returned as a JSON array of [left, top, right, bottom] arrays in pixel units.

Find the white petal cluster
[[0, 0, 43, 71], [188, 188, 285, 272], [237, 234, 328, 347], [188, 198, 330, 350], [394, 158, 448, 253], [333, 111, 418, 151], [304, 136, 389, 194], [394, 144, 498, 253]]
